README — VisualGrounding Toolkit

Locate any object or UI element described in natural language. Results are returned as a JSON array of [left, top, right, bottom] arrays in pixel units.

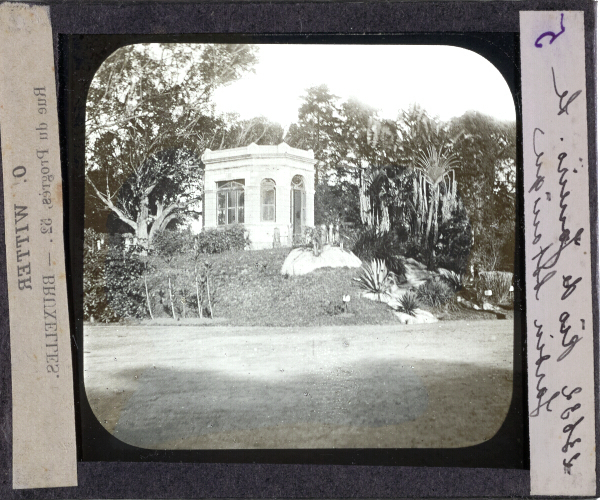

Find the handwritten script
[[521, 11, 595, 495]]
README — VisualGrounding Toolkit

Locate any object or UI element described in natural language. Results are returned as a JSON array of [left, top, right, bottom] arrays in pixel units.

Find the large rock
[[403, 257, 433, 287], [394, 308, 438, 324], [362, 290, 438, 324], [281, 245, 362, 276]]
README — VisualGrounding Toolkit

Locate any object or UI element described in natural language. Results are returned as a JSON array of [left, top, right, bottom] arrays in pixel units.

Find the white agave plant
[[353, 259, 391, 299]]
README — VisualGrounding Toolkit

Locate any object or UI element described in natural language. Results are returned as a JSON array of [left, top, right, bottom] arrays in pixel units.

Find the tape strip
[[520, 10, 596, 496], [0, 3, 77, 489]]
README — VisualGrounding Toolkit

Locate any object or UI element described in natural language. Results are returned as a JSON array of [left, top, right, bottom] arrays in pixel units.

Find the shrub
[[83, 242, 147, 322], [353, 259, 391, 297], [195, 225, 249, 254], [351, 227, 406, 279], [398, 291, 420, 316], [324, 300, 346, 316], [153, 229, 194, 260], [434, 202, 472, 275], [475, 271, 513, 305], [104, 250, 147, 319], [439, 269, 463, 293], [397, 235, 426, 264], [416, 277, 456, 308]]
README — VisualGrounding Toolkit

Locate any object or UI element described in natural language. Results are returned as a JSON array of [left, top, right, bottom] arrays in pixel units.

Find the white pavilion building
[[202, 142, 316, 250]]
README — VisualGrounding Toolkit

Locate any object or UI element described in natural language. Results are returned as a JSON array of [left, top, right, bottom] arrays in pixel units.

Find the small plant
[[304, 226, 323, 255], [324, 300, 345, 316], [475, 271, 513, 305], [353, 259, 391, 298], [416, 277, 456, 308], [324, 295, 351, 315], [439, 269, 463, 293], [398, 291, 419, 316], [351, 227, 407, 280]]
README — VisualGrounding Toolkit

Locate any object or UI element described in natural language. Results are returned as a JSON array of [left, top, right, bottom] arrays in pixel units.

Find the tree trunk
[[413, 175, 420, 233], [168, 276, 176, 320], [136, 195, 150, 251], [420, 175, 426, 236], [195, 264, 203, 318], [206, 275, 213, 319], [432, 186, 440, 261], [424, 185, 435, 247], [359, 168, 372, 226], [144, 274, 154, 319]]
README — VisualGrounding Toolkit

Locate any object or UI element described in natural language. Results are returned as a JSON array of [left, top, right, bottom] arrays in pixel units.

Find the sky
[[211, 44, 516, 129]]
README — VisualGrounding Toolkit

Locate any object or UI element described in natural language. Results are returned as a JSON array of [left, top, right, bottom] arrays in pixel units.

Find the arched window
[[261, 179, 276, 222], [217, 179, 244, 225], [291, 175, 305, 191]]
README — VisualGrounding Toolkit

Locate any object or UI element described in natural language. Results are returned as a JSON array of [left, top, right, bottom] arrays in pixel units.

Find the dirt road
[[84, 320, 514, 449]]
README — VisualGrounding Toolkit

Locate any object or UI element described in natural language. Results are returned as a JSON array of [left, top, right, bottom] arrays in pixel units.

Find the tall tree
[[85, 43, 258, 247], [213, 115, 284, 149], [415, 146, 459, 261], [285, 85, 342, 186], [338, 97, 378, 173], [449, 111, 516, 270], [396, 104, 451, 168]]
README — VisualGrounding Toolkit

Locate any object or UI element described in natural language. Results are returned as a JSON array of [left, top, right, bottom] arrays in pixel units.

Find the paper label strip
[[0, 3, 77, 489], [520, 10, 596, 497]]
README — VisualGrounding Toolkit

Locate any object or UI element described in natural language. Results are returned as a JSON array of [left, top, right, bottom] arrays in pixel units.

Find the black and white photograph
[[82, 42, 518, 451]]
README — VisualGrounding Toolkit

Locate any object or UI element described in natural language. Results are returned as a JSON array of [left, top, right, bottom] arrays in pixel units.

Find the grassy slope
[[189, 248, 504, 327], [205, 248, 396, 327]]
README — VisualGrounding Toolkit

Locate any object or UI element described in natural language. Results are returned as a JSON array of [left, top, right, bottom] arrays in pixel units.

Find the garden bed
[[96, 247, 513, 327], [204, 248, 398, 327]]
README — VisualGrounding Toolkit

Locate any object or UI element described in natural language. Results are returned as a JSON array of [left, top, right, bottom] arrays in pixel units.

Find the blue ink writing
[[535, 13, 565, 48]]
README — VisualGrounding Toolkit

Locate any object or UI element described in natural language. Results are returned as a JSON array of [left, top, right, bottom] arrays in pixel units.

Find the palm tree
[[415, 145, 458, 263], [359, 167, 405, 234]]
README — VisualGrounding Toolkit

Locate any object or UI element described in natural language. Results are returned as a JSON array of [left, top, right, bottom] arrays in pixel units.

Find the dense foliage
[[432, 201, 472, 274], [416, 278, 457, 309], [83, 226, 249, 321], [86, 43, 259, 248], [83, 229, 147, 322], [351, 228, 407, 279], [286, 89, 515, 274], [195, 225, 249, 254]]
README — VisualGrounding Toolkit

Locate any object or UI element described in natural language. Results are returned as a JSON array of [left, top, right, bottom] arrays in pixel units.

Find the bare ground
[[84, 320, 513, 449]]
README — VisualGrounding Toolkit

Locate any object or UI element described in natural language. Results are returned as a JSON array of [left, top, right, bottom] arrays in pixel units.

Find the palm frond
[[416, 145, 458, 185]]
